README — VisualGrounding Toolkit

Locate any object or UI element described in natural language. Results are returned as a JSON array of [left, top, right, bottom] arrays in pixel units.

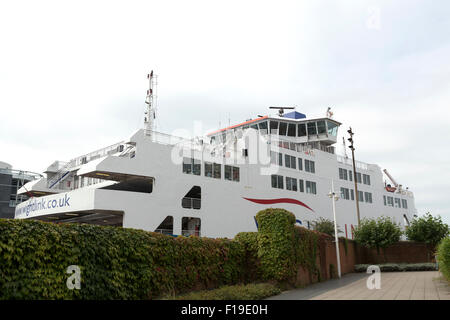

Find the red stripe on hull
[[243, 197, 314, 212]]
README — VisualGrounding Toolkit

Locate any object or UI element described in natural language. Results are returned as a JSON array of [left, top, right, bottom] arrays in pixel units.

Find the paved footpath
[[267, 271, 450, 300]]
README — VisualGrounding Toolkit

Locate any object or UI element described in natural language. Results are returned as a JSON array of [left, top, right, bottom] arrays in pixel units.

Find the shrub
[[405, 213, 449, 247], [234, 232, 260, 282], [0, 219, 246, 299], [166, 283, 281, 300], [255, 208, 296, 282], [354, 216, 403, 253], [354, 263, 437, 273], [436, 237, 450, 281], [312, 217, 342, 237], [293, 226, 322, 281]]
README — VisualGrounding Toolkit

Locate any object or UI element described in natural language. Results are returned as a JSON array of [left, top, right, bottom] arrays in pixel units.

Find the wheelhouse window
[[307, 122, 317, 135], [279, 122, 287, 135], [317, 121, 326, 134], [287, 123, 296, 137], [297, 123, 307, 137], [271, 174, 284, 189], [327, 121, 338, 137], [270, 121, 279, 134], [258, 121, 268, 134]]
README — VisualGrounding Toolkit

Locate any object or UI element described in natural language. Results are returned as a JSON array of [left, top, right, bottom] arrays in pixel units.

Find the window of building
[[305, 160, 315, 173], [402, 199, 408, 209], [306, 181, 317, 194], [339, 168, 348, 180], [286, 177, 298, 191], [364, 192, 373, 203], [299, 179, 304, 192], [307, 122, 317, 135], [298, 123, 307, 137], [271, 175, 284, 189], [394, 198, 401, 208], [363, 174, 371, 185]]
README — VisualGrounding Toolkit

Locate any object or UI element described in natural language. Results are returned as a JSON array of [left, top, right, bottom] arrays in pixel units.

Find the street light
[[347, 127, 361, 226], [328, 179, 341, 279]]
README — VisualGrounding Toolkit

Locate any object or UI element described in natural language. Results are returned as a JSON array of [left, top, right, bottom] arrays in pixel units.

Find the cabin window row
[[183, 157, 240, 182], [384, 196, 408, 209], [340, 187, 373, 203], [271, 152, 315, 173], [271, 175, 317, 195], [339, 168, 370, 185]]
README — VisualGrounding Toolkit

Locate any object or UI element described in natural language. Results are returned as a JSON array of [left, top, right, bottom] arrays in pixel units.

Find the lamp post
[[347, 127, 361, 226], [328, 179, 341, 278]]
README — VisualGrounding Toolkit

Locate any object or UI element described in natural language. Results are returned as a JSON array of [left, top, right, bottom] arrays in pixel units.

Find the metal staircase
[[47, 160, 75, 189]]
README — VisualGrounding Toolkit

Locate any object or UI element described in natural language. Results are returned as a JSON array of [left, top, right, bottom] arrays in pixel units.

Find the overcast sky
[[1, 0, 449, 223]]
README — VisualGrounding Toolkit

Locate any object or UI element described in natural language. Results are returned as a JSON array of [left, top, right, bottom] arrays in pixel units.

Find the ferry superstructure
[[14, 73, 417, 239]]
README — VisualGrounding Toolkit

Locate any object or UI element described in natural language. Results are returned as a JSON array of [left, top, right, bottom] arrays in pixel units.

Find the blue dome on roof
[[284, 111, 306, 119]]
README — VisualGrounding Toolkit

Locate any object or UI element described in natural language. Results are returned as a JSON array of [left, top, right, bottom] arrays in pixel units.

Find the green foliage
[[354, 216, 403, 251], [405, 213, 449, 246], [234, 232, 260, 281], [354, 263, 437, 273], [255, 208, 296, 282], [436, 237, 450, 281], [293, 226, 321, 280], [165, 283, 281, 300], [0, 219, 246, 299], [312, 217, 342, 237]]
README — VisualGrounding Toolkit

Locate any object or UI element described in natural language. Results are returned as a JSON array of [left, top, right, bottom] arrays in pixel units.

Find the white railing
[[336, 155, 368, 171]]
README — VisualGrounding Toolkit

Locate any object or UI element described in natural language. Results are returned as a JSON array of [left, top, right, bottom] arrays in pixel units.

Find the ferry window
[[317, 121, 326, 134], [356, 172, 362, 183], [182, 217, 201, 237], [327, 121, 338, 137], [193, 159, 201, 176], [270, 121, 279, 134], [383, 195, 387, 206], [349, 170, 353, 181], [279, 122, 287, 136], [251, 124, 258, 130], [363, 174, 371, 185], [350, 189, 355, 201], [205, 162, 213, 177], [225, 165, 232, 181], [285, 155, 296, 169], [271, 174, 283, 189], [258, 121, 268, 134], [340, 187, 350, 200], [183, 157, 192, 174], [364, 192, 373, 203], [154, 216, 174, 235], [232, 166, 240, 182], [298, 123, 307, 137], [387, 196, 394, 207], [286, 177, 298, 191], [305, 160, 315, 173], [402, 199, 408, 209], [358, 191, 364, 202], [394, 198, 401, 208], [339, 168, 348, 180], [298, 158, 303, 171], [306, 181, 316, 194], [307, 122, 317, 135], [287, 123, 296, 137], [182, 186, 201, 209], [299, 179, 304, 192], [270, 152, 282, 166], [279, 153, 283, 166], [213, 163, 221, 179]]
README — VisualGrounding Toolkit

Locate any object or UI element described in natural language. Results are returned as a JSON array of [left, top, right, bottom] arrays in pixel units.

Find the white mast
[[144, 70, 157, 133]]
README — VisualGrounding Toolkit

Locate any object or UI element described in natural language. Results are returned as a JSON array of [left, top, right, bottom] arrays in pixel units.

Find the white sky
[[1, 0, 449, 223]]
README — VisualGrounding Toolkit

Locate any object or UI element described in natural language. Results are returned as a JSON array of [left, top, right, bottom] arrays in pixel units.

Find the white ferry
[[15, 72, 417, 239]]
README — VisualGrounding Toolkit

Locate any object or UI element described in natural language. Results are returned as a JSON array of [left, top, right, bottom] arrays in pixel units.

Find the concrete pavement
[[267, 271, 450, 300]]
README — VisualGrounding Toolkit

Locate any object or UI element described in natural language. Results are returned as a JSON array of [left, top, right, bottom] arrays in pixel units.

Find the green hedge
[[255, 208, 297, 282], [165, 282, 281, 300], [437, 237, 450, 281], [0, 219, 246, 299], [354, 263, 437, 273]]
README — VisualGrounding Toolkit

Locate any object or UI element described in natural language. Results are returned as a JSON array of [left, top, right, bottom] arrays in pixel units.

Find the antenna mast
[[144, 70, 157, 133]]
